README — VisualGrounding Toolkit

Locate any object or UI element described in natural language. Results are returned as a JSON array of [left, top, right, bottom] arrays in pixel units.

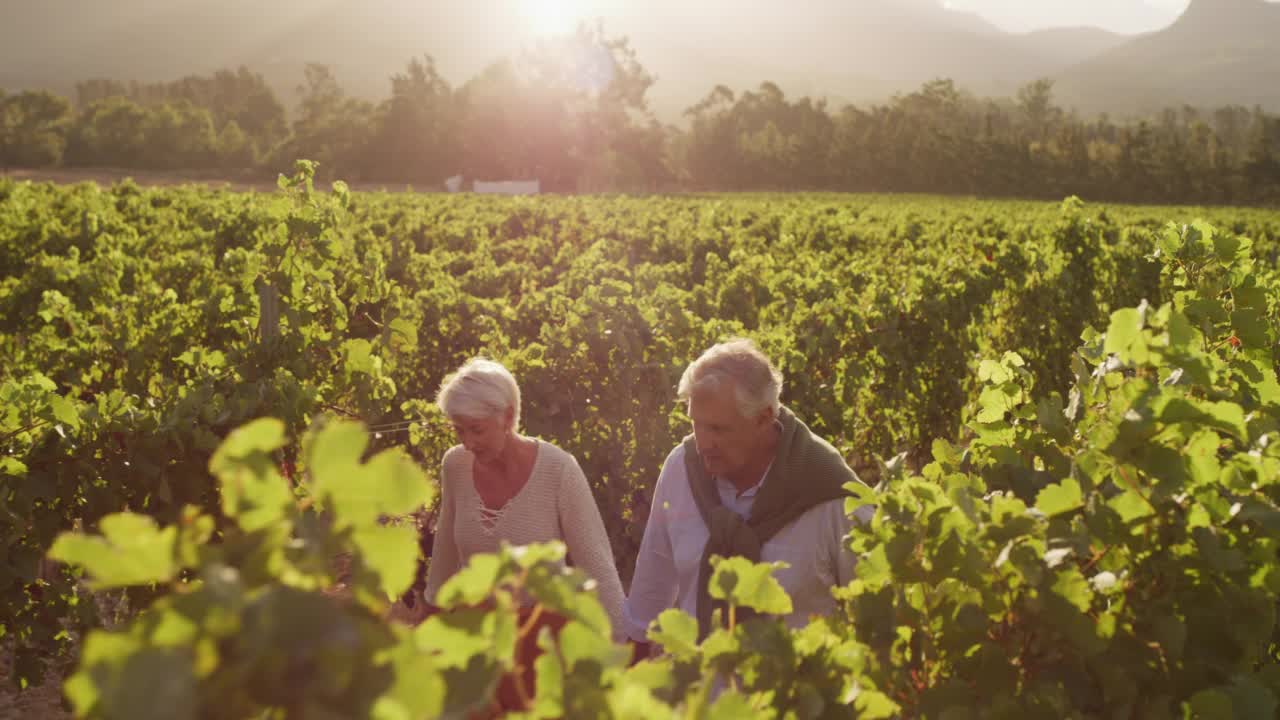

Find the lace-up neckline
[[471, 441, 542, 534]]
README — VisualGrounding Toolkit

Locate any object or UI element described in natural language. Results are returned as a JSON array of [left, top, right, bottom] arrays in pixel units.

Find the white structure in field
[[444, 175, 463, 193], [472, 180, 541, 195]]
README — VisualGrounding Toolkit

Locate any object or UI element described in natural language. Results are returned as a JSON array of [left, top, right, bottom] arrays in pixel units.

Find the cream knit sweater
[[423, 440, 627, 637]]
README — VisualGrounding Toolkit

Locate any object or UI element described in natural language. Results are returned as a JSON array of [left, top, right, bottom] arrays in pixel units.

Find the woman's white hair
[[677, 338, 783, 418], [435, 357, 521, 429]]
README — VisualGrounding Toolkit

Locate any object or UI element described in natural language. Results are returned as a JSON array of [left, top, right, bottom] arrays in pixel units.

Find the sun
[[520, 0, 583, 36]]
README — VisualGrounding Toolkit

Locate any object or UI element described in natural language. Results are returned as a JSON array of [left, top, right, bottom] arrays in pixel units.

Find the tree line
[[2, 25, 1279, 203]]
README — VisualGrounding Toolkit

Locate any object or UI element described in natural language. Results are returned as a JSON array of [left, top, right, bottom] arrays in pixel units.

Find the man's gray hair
[[435, 357, 522, 429], [677, 338, 783, 418]]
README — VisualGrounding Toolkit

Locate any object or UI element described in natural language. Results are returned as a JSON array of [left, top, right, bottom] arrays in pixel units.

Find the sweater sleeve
[[556, 453, 628, 642], [622, 447, 680, 642], [826, 501, 875, 588], [423, 448, 463, 605]]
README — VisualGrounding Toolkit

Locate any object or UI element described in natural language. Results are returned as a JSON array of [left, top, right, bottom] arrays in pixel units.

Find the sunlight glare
[[520, 0, 584, 36]]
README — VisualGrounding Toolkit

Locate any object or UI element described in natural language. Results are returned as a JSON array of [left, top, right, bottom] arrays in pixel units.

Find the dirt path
[[0, 652, 71, 720], [2, 168, 442, 193]]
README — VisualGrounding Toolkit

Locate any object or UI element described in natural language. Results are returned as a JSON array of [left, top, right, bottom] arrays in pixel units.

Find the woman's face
[[451, 408, 512, 462]]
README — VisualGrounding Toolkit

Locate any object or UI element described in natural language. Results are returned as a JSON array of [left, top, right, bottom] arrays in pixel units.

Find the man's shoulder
[[651, 443, 691, 495], [800, 497, 874, 531], [663, 442, 688, 466]]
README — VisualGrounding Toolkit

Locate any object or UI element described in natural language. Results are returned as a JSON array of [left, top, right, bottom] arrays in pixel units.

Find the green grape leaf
[[211, 417, 288, 460], [1105, 308, 1147, 363], [387, 318, 419, 351], [648, 609, 699, 660], [1108, 489, 1155, 524], [414, 608, 498, 670], [210, 419, 293, 532], [1211, 230, 1240, 265], [1186, 689, 1232, 719], [1035, 478, 1083, 517], [48, 394, 80, 431], [558, 619, 628, 670], [1051, 568, 1092, 613], [436, 554, 503, 608], [345, 338, 377, 375], [977, 386, 1018, 423], [1232, 309, 1270, 349], [854, 688, 901, 719], [706, 690, 766, 720], [708, 556, 793, 616], [307, 420, 433, 530], [978, 359, 1011, 385], [0, 456, 28, 476], [49, 513, 179, 589], [608, 683, 679, 720], [67, 633, 196, 720], [353, 524, 421, 599]]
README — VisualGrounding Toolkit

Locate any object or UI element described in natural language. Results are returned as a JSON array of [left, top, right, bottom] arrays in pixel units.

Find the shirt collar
[[716, 460, 773, 499]]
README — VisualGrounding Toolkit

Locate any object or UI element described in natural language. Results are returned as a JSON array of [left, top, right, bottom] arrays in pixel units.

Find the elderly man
[[624, 339, 872, 644]]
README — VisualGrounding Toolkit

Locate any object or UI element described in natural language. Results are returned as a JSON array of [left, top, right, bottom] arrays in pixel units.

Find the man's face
[[688, 383, 772, 479]]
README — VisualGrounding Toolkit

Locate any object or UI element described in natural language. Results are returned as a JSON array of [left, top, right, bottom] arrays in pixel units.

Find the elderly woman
[[423, 357, 626, 638]]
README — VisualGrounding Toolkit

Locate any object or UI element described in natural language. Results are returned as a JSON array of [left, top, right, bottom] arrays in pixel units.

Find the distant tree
[[888, 79, 975, 192], [1243, 107, 1280, 193], [1213, 105, 1253, 157], [365, 56, 457, 184], [168, 67, 286, 150], [215, 120, 256, 169], [681, 85, 741, 188], [26, 58, 1280, 200], [0, 90, 73, 170], [64, 97, 150, 167], [1017, 78, 1060, 142], [275, 64, 375, 179], [235, 77, 288, 151], [1052, 121, 1093, 197], [457, 23, 664, 191], [0, 89, 9, 172], [458, 60, 560, 184], [142, 101, 218, 170], [76, 68, 285, 163], [1114, 122, 1160, 202], [74, 78, 129, 108], [561, 24, 662, 189]]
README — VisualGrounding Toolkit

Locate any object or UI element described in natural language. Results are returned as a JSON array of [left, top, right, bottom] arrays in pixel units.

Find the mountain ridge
[[0, 0, 1275, 118]]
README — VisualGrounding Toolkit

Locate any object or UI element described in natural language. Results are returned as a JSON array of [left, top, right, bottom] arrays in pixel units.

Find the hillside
[[0, 0, 1275, 117], [1055, 0, 1280, 113]]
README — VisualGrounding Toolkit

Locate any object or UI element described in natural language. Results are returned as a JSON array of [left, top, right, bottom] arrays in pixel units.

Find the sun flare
[[520, 0, 583, 36]]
